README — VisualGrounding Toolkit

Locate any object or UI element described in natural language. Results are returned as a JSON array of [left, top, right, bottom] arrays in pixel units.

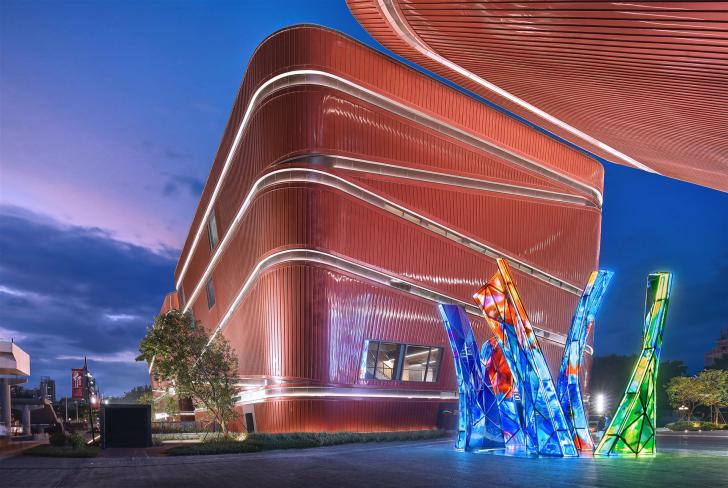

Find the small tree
[[666, 376, 704, 420], [137, 310, 239, 435], [137, 388, 153, 406], [697, 369, 728, 424]]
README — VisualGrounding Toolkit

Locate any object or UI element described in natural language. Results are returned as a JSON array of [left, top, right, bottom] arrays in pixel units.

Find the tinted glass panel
[[402, 345, 430, 382], [425, 348, 442, 382], [375, 343, 400, 380], [208, 213, 219, 250], [206, 279, 215, 309], [362, 341, 378, 379]]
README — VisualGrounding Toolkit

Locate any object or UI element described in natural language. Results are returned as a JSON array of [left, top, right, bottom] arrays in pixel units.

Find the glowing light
[[438, 303, 503, 451], [474, 259, 577, 457], [594, 272, 673, 456], [556, 270, 612, 451], [595, 394, 606, 415]]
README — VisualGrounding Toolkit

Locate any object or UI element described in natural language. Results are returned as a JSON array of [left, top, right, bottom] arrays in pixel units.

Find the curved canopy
[[348, 1, 728, 192]]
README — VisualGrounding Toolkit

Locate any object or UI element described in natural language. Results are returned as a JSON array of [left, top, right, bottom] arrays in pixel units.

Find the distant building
[[705, 329, 728, 368], [40, 376, 56, 403]]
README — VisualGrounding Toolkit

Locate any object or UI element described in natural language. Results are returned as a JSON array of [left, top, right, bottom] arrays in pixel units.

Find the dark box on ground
[[101, 404, 152, 448]]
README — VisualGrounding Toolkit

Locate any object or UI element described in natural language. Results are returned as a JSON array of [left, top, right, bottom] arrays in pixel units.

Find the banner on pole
[[71, 368, 85, 399]]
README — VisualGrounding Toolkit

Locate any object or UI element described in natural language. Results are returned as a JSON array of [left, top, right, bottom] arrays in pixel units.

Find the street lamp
[[595, 393, 606, 415]]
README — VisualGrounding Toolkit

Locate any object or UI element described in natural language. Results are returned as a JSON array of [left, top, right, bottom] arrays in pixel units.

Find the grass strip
[[165, 429, 447, 456], [24, 444, 101, 458]]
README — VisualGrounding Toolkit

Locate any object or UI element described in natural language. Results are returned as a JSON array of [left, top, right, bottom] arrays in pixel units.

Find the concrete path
[[1, 433, 726, 487]]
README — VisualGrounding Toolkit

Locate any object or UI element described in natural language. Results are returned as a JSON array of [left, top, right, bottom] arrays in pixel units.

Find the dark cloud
[[0, 205, 177, 396], [162, 174, 204, 198], [163, 149, 188, 160]]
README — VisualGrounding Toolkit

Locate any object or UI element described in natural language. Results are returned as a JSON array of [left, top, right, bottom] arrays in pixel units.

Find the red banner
[[71, 368, 85, 399]]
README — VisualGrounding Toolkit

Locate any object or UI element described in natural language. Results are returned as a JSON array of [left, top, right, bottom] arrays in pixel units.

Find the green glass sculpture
[[594, 272, 673, 456]]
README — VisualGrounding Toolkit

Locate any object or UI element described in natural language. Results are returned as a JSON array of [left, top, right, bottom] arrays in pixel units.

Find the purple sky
[[1, 1, 726, 398]]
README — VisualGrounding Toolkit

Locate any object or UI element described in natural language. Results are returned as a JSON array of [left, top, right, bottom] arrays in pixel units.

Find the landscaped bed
[[165, 429, 448, 456], [24, 444, 101, 458], [665, 421, 728, 432]]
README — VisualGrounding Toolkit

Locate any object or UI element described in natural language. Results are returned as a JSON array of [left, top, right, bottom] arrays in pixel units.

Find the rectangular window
[[402, 345, 431, 382], [207, 212, 219, 250], [178, 286, 186, 308], [360, 341, 441, 383], [375, 342, 401, 380], [205, 279, 215, 309]]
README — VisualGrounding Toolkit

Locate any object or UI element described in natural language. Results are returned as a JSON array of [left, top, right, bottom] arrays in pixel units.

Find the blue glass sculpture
[[474, 259, 577, 457], [556, 270, 613, 451], [481, 337, 526, 450], [438, 303, 504, 451]]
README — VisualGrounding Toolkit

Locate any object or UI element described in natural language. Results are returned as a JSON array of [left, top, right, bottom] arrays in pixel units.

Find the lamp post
[[595, 393, 606, 415], [678, 405, 688, 420]]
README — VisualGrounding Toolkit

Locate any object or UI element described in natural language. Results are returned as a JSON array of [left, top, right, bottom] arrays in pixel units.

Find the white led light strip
[[376, 0, 659, 175], [234, 386, 458, 405], [203, 248, 584, 355], [175, 69, 604, 293], [181, 165, 584, 317]]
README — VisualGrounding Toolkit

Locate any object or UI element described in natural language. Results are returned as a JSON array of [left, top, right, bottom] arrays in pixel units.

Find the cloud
[[104, 313, 140, 322], [57, 350, 138, 363], [163, 149, 188, 160], [0, 205, 176, 396], [162, 174, 204, 198]]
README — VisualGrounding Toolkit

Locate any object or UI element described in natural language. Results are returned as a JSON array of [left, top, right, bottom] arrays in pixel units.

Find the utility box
[[101, 404, 152, 448]]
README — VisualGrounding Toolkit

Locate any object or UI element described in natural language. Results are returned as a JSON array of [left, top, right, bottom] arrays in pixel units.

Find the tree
[[137, 310, 239, 435], [697, 369, 728, 424], [666, 376, 704, 420], [590, 355, 687, 425], [137, 388, 153, 405]]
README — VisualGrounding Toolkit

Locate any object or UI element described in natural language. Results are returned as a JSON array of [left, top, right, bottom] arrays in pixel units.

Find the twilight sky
[[1, 1, 726, 398]]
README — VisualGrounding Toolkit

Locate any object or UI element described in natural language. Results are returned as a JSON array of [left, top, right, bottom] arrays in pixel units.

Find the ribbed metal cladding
[[347, 1, 728, 193], [250, 399, 442, 433], [163, 26, 604, 432]]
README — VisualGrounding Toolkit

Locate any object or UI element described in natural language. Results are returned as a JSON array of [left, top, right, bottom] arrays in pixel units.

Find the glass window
[[178, 286, 186, 308], [375, 342, 401, 380], [207, 213, 219, 250], [402, 345, 430, 382], [425, 348, 442, 382], [206, 279, 215, 309], [361, 341, 379, 380], [360, 341, 440, 382]]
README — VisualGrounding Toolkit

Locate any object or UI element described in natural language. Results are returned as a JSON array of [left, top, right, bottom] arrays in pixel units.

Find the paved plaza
[[1, 432, 726, 488]]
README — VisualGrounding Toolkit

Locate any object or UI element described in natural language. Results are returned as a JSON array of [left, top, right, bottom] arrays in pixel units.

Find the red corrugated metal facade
[[347, 1, 728, 193], [160, 25, 603, 433]]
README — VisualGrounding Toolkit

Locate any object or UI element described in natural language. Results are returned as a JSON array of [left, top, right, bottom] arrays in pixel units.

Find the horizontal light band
[[182, 165, 586, 325], [175, 69, 603, 292], [203, 248, 582, 356], [313, 154, 596, 208], [235, 386, 458, 405]]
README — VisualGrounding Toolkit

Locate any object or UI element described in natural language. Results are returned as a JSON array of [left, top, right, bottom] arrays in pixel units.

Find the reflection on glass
[[359, 341, 442, 382], [376, 343, 400, 380], [402, 345, 430, 381], [362, 341, 378, 379]]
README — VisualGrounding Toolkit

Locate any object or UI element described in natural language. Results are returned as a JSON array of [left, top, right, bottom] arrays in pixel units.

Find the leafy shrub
[[166, 429, 447, 456], [24, 444, 100, 458], [68, 432, 85, 449], [49, 432, 67, 447], [665, 421, 725, 431]]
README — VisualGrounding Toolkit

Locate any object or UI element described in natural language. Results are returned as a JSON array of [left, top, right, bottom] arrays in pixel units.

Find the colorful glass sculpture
[[474, 258, 577, 457], [481, 337, 526, 449], [557, 270, 613, 451], [438, 303, 503, 451], [594, 272, 673, 456]]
